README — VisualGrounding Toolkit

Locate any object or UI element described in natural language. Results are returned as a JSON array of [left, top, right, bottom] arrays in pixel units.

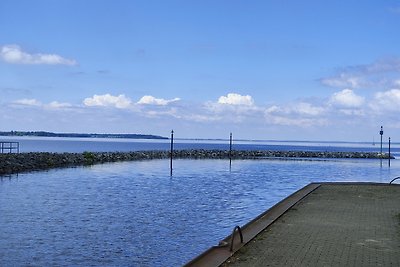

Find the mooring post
[[379, 126, 383, 155], [229, 133, 232, 157], [170, 130, 174, 176], [229, 132, 232, 169], [389, 137, 391, 167]]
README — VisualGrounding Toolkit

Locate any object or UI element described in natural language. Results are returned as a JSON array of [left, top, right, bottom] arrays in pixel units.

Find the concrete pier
[[186, 183, 400, 267]]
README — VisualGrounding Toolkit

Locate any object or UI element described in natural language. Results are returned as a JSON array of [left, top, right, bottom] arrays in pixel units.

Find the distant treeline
[[0, 131, 168, 140]]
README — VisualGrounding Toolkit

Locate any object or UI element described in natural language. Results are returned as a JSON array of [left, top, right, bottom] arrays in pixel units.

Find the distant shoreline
[[0, 131, 168, 140], [1, 133, 398, 146], [0, 149, 394, 176]]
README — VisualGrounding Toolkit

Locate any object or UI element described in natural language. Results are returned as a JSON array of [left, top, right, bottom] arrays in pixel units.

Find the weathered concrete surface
[[222, 184, 400, 267]]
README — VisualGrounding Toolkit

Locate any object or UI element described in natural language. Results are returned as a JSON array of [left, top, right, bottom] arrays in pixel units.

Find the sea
[[1, 136, 399, 266]]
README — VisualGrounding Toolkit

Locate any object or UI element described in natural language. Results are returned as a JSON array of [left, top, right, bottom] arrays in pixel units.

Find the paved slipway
[[221, 183, 400, 267]]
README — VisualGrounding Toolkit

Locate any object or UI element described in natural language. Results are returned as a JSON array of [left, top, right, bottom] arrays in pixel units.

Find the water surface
[[1, 136, 399, 158], [0, 158, 398, 266]]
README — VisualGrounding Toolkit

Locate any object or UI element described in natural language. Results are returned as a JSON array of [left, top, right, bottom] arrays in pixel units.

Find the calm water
[[1, 157, 399, 266], [1, 136, 399, 158]]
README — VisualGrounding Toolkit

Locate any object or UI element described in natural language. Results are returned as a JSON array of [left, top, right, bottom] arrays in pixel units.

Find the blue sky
[[1, 0, 400, 141]]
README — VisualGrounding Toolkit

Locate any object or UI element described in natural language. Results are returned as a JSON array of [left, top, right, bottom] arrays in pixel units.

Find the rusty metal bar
[[229, 226, 243, 252], [389, 177, 400, 184]]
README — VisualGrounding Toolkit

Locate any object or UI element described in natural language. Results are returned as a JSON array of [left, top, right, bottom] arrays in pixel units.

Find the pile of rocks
[[0, 149, 393, 175]]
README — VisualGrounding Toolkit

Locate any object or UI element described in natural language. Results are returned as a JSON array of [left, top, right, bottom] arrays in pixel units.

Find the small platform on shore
[[186, 182, 400, 267]]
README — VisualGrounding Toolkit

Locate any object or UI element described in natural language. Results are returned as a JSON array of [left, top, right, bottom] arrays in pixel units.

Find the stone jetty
[[0, 149, 394, 176]]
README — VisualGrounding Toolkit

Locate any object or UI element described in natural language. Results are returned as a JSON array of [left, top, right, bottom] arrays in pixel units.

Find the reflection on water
[[0, 158, 398, 266]]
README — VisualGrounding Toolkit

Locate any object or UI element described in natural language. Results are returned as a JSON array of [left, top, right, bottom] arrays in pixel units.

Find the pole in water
[[170, 130, 174, 176], [389, 137, 391, 167], [229, 133, 232, 157], [229, 133, 232, 169], [379, 126, 383, 155]]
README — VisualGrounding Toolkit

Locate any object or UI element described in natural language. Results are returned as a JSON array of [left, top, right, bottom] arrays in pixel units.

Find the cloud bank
[[0, 45, 77, 65], [12, 88, 400, 130]]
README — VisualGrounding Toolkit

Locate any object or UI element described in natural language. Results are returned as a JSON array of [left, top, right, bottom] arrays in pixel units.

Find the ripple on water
[[0, 158, 398, 266]]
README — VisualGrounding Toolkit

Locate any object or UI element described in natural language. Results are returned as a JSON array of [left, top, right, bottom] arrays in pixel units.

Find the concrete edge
[[183, 181, 400, 267], [317, 181, 400, 186], [183, 182, 322, 267]]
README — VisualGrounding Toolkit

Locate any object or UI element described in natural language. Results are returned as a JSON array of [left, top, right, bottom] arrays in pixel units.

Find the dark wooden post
[[229, 133, 232, 158], [229, 133, 232, 169], [389, 137, 391, 167], [379, 126, 383, 155], [170, 130, 174, 176]]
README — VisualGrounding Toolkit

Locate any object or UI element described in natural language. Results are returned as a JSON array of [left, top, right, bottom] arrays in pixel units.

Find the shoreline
[[0, 149, 394, 176]]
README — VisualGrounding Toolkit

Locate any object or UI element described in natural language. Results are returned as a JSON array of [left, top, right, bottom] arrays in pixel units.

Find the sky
[[1, 0, 400, 141]]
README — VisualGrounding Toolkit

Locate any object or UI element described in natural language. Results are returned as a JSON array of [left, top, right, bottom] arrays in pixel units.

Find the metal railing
[[229, 226, 244, 252], [0, 142, 19, 153], [216, 225, 244, 252]]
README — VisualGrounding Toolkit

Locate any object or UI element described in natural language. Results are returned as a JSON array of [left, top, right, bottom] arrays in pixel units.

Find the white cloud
[[294, 102, 325, 116], [264, 102, 326, 127], [372, 89, 400, 111], [45, 101, 73, 109], [266, 102, 325, 116], [329, 89, 365, 108], [364, 58, 400, 73], [217, 93, 254, 106], [143, 107, 180, 118], [0, 44, 77, 65], [137, 95, 180, 106], [11, 99, 73, 110], [320, 58, 400, 90], [265, 115, 326, 127], [336, 109, 365, 116], [204, 93, 258, 120], [321, 73, 363, 89], [13, 98, 42, 106], [182, 114, 223, 122], [83, 94, 132, 109]]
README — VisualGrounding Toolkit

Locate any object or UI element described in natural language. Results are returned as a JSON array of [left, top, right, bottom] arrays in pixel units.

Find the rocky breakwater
[[0, 151, 169, 175], [172, 149, 394, 160], [0, 149, 394, 176]]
